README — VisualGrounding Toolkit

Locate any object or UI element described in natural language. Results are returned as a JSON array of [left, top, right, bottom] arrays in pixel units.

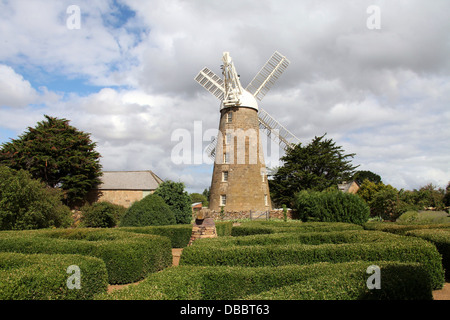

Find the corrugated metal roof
[[97, 171, 163, 190]]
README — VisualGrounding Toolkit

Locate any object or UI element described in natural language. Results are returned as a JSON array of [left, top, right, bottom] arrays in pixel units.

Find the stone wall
[[87, 189, 152, 208], [199, 208, 298, 221]]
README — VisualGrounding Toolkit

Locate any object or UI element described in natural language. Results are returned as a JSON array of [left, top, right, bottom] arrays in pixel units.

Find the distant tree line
[[268, 134, 450, 222]]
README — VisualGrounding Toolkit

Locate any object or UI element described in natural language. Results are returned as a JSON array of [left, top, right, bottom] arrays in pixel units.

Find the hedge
[[0, 228, 172, 284], [118, 221, 233, 248], [191, 230, 400, 247], [99, 261, 432, 300], [119, 225, 192, 248], [0, 252, 108, 300], [231, 221, 363, 237], [245, 262, 432, 300], [363, 221, 450, 235], [405, 228, 450, 280], [180, 237, 445, 289]]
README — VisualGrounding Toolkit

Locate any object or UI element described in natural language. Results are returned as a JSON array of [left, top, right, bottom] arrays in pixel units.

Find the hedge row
[[100, 261, 432, 300], [363, 221, 450, 235], [405, 228, 450, 280], [0, 228, 172, 284], [231, 221, 363, 237], [0, 252, 108, 300], [119, 225, 192, 248], [180, 237, 445, 289], [118, 221, 233, 248], [191, 230, 400, 247]]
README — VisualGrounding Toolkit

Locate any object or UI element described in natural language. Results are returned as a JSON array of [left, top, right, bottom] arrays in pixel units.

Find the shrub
[[215, 221, 233, 236], [180, 237, 444, 289], [294, 191, 370, 225], [99, 261, 432, 300], [231, 221, 363, 236], [153, 180, 192, 224], [120, 194, 176, 227], [406, 228, 450, 280], [0, 166, 72, 230], [119, 225, 192, 248], [363, 221, 450, 235], [0, 228, 172, 284], [0, 252, 108, 300], [192, 230, 399, 248], [80, 201, 126, 228]]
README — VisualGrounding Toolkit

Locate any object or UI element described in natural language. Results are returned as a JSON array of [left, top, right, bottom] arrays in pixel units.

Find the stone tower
[[208, 105, 272, 212], [195, 51, 295, 214]]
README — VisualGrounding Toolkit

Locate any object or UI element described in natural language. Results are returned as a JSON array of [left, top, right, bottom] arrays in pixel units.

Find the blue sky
[[0, 0, 449, 193]]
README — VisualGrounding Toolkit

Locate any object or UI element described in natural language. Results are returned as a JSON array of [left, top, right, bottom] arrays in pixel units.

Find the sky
[[0, 0, 449, 193]]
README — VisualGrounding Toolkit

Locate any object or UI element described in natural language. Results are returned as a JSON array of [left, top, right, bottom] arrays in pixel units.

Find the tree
[[120, 194, 176, 227], [190, 193, 208, 206], [269, 134, 358, 207], [0, 115, 102, 207], [0, 165, 72, 230], [153, 180, 192, 224], [352, 170, 382, 185], [444, 182, 450, 208]]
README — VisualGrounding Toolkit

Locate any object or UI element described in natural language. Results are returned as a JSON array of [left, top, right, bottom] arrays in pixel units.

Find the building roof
[[338, 181, 359, 193], [98, 171, 163, 190]]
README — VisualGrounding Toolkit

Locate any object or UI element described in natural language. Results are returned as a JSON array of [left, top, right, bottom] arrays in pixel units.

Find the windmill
[[195, 51, 300, 212]]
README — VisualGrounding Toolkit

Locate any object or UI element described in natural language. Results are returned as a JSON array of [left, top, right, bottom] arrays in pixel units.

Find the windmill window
[[223, 152, 230, 164], [226, 112, 233, 123], [225, 133, 232, 144], [220, 195, 227, 206], [222, 171, 229, 182], [264, 194, 268, 206]]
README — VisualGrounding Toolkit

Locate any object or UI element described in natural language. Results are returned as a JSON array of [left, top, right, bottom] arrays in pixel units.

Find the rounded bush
[[80, 201, 126, 228], [120, 194, 176, 227]]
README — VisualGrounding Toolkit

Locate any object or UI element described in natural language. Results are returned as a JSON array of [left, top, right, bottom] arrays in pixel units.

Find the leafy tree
[[352, 170, 382, 185], [370, 187, 407, 221], [357, 180, 407, 220], [294, 190, 370, 225], [190, 193, 208, 206], [202, 188, 210, 203], [0, 115, 102, 207], [444, 182, 450, 208], [0, 165, 72, 230], [120, 194, 176, 227], [269, 134, 358, 207], [153, 180, 192, 224], [356, 179, 386, 204]]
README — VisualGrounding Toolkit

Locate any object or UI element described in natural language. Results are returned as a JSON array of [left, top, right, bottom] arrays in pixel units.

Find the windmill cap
[[220, 89, 259, 111]]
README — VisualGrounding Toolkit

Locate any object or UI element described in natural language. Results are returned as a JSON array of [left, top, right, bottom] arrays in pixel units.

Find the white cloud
[[0, 0, 450, 192], [0, 65, 39, 107]]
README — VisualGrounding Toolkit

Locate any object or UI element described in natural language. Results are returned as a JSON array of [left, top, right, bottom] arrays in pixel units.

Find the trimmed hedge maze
[[0, 223, 233, 300], [0, 220, 447, 300], [102, 261, 432, 300]]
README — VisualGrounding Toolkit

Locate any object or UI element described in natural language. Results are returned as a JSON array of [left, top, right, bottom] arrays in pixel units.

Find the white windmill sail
[[258, 108, 300, 151], [246, 51, 290, 101], [195, 51, 299, 161], [194, 67, 225, 100]]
